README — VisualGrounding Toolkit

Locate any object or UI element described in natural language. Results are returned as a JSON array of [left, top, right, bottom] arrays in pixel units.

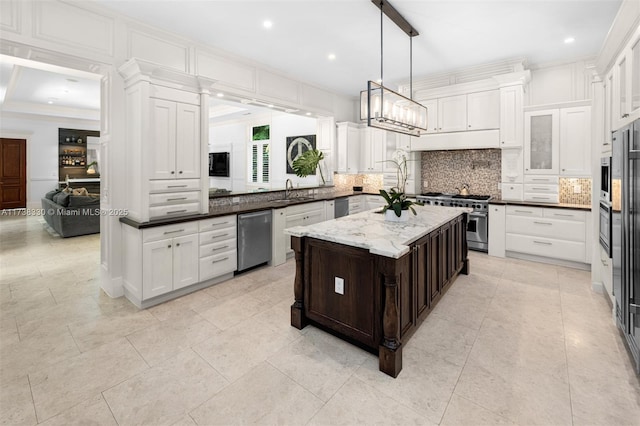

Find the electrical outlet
[[573, 185, 581, 194], [334, 277, 344, 295]]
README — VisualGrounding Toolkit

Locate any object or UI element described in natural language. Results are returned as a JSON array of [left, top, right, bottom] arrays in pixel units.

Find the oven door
[[467, 212, 488, 252], [599, 201, 612, 258]]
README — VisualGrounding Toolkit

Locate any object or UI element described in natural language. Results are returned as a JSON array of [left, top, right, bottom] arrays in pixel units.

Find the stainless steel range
[[416, 192, 491, 252]]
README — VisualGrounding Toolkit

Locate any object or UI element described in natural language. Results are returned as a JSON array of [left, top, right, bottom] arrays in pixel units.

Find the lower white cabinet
[[324, 200, 335, 220], [349, 195, 364, 214], [272, 201, 326, 266], [522, 175, 559, 204], [198, 215, 237, 281], [365, 194, 386, 210], [505, 205, 588, 264], [488, 204, 506, 257]]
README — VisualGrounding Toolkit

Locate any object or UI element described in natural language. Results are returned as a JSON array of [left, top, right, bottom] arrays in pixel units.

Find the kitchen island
[[285, 205, 471, 377]]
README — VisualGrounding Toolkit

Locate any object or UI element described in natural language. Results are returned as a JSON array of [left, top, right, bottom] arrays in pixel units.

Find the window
[[249, 124, 270, 184]]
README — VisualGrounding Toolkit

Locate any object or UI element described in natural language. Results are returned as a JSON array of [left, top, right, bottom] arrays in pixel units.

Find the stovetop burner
[[451, 194, 491, 201]]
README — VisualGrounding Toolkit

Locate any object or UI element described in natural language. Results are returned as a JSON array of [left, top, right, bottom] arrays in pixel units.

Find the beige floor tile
[[406, 315, 478, 367], [502, 258, 559, 289], [354, 346, 464, 424], [247, 276, 293, 306], [453, 357, 572, 425], [0, 316, 19, 346], [250, 299, 307, 339], [429, 291, 490, 330], [170, 415, 198, 426], [68, 308, 159, 352], [440, 394, 515, 426], [267, 326, 368, 401], [29, 338, 148, 422], [37, 394, 117, 426], [126, 313, 220, 366], [0, 288, 57, 320], [0, 375, 37, 426], [308, 375, 430, 425], [147, 291, 217, 322], [189, 362, 323, 425], [192, 319, 299, 382], [194, 293, 270, 330], [0, 328, 80, 383], [103, 349, 228, 426]]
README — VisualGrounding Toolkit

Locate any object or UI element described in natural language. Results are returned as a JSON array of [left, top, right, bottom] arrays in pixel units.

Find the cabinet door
[[415, 238, 429, 318], [143, 239, 174, 298], [604, 76, 612, 150], [149, 99, 177, 180], [467, 90, 499, 130], [427, 231, 441, 302], [172, 234, 199, 290], [560, 106, 591, 176], [285, 213, 306, 253], [421, 99, 438, 133], [631, 35, 640, 115], [618, 55, 628, 120], [175, 103, 201, 179], [524, 109, 559, 175], [363, 128, 385, 172], [346, 126, 361, 173], [488, 204, 506, 257], [305, 208, 326, 226], [500, 86, 523, 147], [438, 95, 466, 132]]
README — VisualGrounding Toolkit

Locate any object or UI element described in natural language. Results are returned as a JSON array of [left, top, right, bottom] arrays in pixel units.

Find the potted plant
[[380, 150, 416, 222], [291, 149, 325, 184], [86, 161, 98, 175]]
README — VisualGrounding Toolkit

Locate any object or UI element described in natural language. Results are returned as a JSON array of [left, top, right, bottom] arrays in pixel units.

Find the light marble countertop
[[285, 204, 472, 259]]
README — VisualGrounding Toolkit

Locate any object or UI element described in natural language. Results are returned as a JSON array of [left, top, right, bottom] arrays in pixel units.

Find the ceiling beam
[[370, 0, 419, 37]]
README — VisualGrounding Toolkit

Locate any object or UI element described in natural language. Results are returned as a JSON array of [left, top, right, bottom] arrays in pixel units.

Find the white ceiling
[[93, 0, 623, 96], [0, 0, 623, 118]]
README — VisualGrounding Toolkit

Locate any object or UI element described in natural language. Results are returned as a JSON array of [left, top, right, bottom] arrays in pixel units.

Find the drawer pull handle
[[163, 229, 185, 234], [532, 197, 548, 200], [211, 233, 229, 240], [167, 185, 187, 188], [531, 179, 548, 182], [533, 221, 552, 225], [533, 240, 552, 245], [167, 209, 187, 215], [553, 213, 573, 217], [212, 257, 229, 264], [210, 222, 229, 227], [167, 197, 187, 201], [532, 187, 548, 191], [514, 210, 532, 213], [211, 245, 229, 252]]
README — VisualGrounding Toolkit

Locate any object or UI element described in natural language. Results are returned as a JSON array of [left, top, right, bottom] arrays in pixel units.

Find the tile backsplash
[[333, 173, 383, 193], [421, 149, 502, 198], [559, 178, 591, 205]]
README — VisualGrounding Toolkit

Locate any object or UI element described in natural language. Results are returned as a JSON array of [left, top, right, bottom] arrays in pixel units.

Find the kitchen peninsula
[[286, 205, 471, 377]]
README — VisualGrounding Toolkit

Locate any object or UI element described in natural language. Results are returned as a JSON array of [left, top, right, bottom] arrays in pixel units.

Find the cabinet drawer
[[199, 215, 237, 232], [506, 206, 542, 217], [200, 251, 237, 280], [501, 184, 523, 200], [524, 184, 558, 194], [543, 208, 586, 222], [524, 175, 559, 184], [200, 228, 235, 245], [149, 191, 200, 205], [285, 201, 323, 216], [143, 222, 198, 243], [506, 234, 585, 263], [149, 179, 200, 193], [523, 193, 559, 203], [200, 239, 236, 257], [149, 202, 200, 220], [506, 216, 585, 242]]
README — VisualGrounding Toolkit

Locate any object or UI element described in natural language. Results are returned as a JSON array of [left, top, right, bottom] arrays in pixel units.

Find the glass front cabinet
[[524, 109, 560, 175]]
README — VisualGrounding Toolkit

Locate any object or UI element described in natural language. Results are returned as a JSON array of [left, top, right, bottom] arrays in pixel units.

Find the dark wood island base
[[290, 213, 469, 377]]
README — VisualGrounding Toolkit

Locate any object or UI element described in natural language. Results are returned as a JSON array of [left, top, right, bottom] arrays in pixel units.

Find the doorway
[[0, 138, 27, 210]]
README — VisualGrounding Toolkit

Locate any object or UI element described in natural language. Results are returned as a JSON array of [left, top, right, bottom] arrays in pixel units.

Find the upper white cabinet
[[467, 90, 500, 131], [149, 99, 200, 179], [336, 122, 361, 173], [559, 106, 591, 176], [422, 99, 438, 133], [438, 94, 467, 132], [499, 86, 524, 147], [524, 109, 560, 175], [361, 127, 385, 172], [610, 25, 640, 130]]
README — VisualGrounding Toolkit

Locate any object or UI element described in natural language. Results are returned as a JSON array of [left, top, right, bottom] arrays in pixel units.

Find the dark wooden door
[[0, 138, 27, 210]]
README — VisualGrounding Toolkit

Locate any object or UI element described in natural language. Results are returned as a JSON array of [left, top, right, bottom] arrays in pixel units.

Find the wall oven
[[601, 156, 611, 202], [599, 201, 612, 258]]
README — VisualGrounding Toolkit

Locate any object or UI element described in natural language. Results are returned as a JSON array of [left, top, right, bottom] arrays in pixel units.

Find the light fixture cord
[[410, 35, 413, 100], [380, 2, 383, 86]]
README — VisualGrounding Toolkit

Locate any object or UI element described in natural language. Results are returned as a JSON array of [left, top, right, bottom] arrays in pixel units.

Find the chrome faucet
[[285, 179, 294, 199]]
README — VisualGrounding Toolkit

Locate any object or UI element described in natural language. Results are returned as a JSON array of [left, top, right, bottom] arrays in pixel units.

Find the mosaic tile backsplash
[[333, 173, 384, 193], [558, 178, 591, 205], [421, 149, 502, 198]]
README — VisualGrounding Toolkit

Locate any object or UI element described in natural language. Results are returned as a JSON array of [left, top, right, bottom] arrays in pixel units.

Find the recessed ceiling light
[[268, 104, 274, 108], [305, 112, 311, 116], [263, 20, 273, 29], [328, 53, 336, 61], [47, 100, 54, 104], [216, 93, 224, 97], [564, 37, 575, 44]]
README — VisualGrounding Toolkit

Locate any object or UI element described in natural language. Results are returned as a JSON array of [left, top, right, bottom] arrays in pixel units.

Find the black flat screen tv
[[209, 152, 230, 177]]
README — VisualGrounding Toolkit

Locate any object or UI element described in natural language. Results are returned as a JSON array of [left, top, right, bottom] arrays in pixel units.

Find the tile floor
[[1, 214, 639, 425]]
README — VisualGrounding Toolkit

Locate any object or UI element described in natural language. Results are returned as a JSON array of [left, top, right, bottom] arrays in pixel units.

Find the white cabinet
[[361, 127, 385, 172], [438, 94, 467, 132], [142, 224, 199, 299], [324, 200, 335, 220], [423, 90, 499, 134], [422, 99, 438, 134], [523, 175, 559, 204], [606, 25, 640, 130], [559, 106, 591, 176], [149, 99, 200, 180], [524, 109, 560, 175], [316, 117, 335, 184], [348, 195, 364, 214], [282, 201, 326, 255], [198, 215, 237, 281], [488, 204, 505, 257], [467, 90, 500, 131], [500, 85, 524, 147], [365, 194, 385, 210], [336, 122, 361, 173]]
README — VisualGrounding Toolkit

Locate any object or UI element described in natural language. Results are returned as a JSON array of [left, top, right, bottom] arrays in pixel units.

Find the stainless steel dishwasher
[[334, 197, 349, 218], [237, 210, 272, 272]]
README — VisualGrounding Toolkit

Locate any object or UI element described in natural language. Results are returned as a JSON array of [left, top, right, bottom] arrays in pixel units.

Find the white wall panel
[[33, 1, 114, 57], [301, 84, 333, 112], [128, 30, 189, 73], [0, 0, 20, 34], [196, 51, 256, 93], [257, 70, 299, 103]]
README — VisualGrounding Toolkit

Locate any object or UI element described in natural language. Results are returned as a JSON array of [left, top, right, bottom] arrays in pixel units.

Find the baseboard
[[100, 264, 124, 298], [506, 251, 591, 271]]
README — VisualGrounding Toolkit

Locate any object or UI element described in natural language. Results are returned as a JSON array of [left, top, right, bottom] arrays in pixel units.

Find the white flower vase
[[385, 209, 409, 222]]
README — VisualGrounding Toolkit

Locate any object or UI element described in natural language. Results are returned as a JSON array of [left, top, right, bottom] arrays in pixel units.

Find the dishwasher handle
[[238, 211, 273, 221]]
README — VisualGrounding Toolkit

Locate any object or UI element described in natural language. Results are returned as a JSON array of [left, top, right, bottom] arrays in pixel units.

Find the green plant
[[86, 161, 98, 169], [291, 149, 325, 184], [380, 188, 416, 217]]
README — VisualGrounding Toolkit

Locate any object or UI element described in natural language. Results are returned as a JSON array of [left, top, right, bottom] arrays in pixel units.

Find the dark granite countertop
[[489, 199, 591, 211], [120, 191, 381, 229]]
